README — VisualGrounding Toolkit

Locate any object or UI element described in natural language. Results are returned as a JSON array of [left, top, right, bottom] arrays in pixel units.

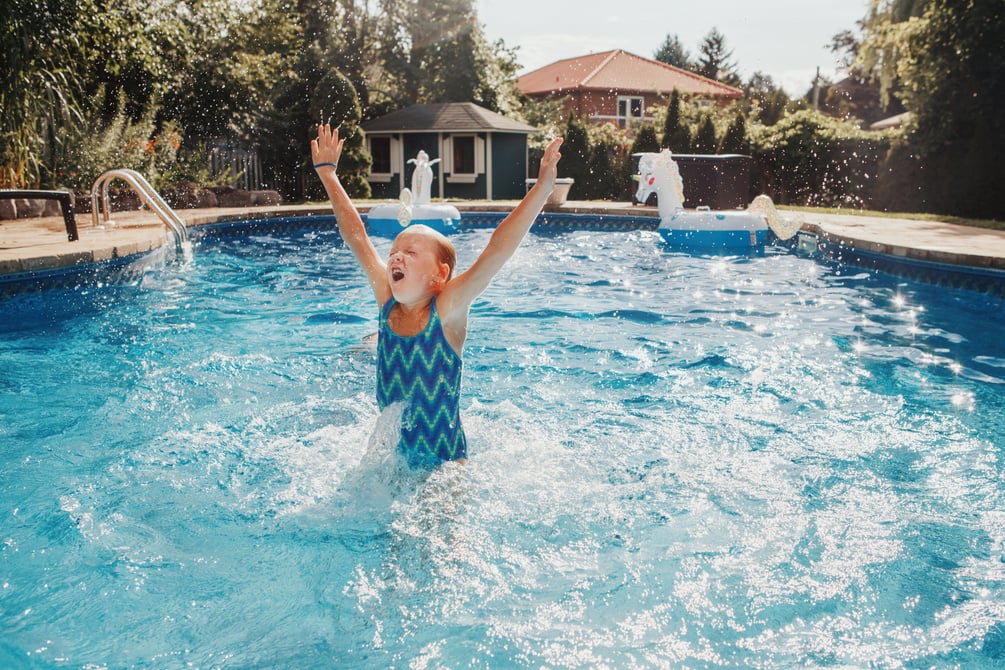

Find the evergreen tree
[[654, 34, 691, 69], [561, 113, 591, 199], [584, 141, 622, 201], [719, 113, 748, 154], [630, 124, 661, 155], [743, 72, 790, 126], [661, 89, 691, 152], [696, 27, 739, 85], [692, 115, 717, 153]]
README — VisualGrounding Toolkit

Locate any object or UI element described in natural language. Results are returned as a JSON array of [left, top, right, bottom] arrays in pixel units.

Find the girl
[[311, 124, 563, 467]]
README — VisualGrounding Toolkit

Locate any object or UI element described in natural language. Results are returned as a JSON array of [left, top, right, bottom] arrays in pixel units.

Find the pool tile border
[[2, 204, 1004, 298]]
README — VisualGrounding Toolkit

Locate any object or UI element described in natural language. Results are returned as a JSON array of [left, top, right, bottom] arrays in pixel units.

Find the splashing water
[[1, 224, 1003, 668]]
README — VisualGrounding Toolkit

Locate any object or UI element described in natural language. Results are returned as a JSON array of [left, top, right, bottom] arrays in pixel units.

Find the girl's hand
[[311, 124, 345, 173], [536, 137, 564, 191]]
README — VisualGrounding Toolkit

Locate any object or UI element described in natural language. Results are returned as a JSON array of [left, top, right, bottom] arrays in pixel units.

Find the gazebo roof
[[362, 102, 538, 134]]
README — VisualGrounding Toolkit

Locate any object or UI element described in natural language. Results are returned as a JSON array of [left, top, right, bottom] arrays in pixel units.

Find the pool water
[[2, 222, 1004, 667]]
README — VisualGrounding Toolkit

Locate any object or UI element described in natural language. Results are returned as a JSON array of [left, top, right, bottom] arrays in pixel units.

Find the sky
[[475, 0, 870, 96]]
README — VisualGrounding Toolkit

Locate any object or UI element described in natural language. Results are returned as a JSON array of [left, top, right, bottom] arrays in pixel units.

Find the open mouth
[[391, 268, 405, 282]]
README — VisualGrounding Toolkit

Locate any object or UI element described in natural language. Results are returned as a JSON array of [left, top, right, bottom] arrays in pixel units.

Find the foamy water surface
[[2, 225, 1004, 667]]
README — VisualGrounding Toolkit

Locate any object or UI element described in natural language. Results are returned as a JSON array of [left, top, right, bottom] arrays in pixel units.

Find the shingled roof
[[362, 102, 538, 134], [518, 49, 743, 100]]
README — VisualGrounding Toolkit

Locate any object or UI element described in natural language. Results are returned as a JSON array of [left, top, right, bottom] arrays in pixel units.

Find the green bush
[[748, 109, 894, 207], [661, 89, 691, 152], [561, 114, 591, 199], [308, 69, 370, 199], [50, 94, 196, 192]]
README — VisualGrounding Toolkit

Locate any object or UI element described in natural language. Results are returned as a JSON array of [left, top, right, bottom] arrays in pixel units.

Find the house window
[[370, 136, 391, 174], [617, 96, 645, 128], [452, 135, 476, 175]]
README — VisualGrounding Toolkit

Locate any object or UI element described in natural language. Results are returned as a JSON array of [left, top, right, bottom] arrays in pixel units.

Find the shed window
[[443, 135, 484, 183], [452, 136, 476, 175], [370, 136, 392, 174]]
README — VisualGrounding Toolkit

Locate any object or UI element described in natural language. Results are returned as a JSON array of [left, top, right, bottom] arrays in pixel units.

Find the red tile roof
[[517, 49, 742, 100]]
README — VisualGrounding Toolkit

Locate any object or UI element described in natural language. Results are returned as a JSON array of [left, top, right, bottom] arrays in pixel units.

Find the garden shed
[[361, 102, 538, 201]]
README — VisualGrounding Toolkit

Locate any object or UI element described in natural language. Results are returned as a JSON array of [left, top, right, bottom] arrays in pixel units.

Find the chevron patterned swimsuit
[[376, 297, 467, 467]]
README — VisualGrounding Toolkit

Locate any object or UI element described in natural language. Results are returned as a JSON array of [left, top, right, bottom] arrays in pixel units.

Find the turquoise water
[[2, 221, 1004, 668]]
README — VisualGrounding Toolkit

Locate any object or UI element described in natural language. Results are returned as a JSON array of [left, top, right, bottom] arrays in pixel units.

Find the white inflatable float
[[366, 150, 461, 237], [634, 150, 801, 249]]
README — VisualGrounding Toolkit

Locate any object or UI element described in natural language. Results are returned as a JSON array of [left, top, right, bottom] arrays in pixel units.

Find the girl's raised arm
[[311, 124, 391, 305], [439, 136, 563, 317]]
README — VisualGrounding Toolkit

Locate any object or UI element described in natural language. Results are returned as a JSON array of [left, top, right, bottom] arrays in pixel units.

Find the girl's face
[[387, 228, 450, 304]]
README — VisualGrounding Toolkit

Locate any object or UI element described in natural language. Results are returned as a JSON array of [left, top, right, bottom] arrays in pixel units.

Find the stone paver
[[800, 211, 1005, 270]]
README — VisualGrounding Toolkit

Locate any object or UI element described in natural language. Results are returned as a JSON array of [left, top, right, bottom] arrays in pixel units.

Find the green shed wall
[[491, 135, 529, 199], [365, 131, 532, 201]]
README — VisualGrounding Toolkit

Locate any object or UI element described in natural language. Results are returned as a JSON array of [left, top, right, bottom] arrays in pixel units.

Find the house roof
[[362, 102, 538, 134], [517, 49, 743, 100]]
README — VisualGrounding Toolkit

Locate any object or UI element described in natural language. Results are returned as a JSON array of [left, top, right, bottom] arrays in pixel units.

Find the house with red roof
[[517, 49, 743, 128]]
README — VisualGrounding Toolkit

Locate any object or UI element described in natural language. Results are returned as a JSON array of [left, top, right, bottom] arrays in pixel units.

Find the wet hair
[[397, 225, 456, 280], [434, 235, 457, 280]]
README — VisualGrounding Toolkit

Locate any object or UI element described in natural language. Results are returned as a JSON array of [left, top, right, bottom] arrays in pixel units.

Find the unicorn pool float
[[634, 150, 801, 249], [366, 150, 461, 237]]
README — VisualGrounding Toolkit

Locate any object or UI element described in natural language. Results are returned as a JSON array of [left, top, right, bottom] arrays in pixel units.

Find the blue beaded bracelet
[[313, 162, 337, 169]]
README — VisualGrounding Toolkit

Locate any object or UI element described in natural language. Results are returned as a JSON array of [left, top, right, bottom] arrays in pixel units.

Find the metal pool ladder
[[91, 169, 190, 254]]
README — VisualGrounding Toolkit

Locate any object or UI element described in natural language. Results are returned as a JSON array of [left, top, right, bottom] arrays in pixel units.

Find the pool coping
[[2, 201, 1004, 294]]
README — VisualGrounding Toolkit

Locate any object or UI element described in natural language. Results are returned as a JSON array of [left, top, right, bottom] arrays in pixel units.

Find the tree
[[696, 28, 739, 85], [855, 0, 929, 108], [630, 124, 661, 158], [309, 70, 371, 198], [859, 0, 1005, 218], [719, 113, 748, 154], [561, 113, 591, 199], [654, 34, 691, 70], [1, 0, 188, 187], [584, 141, 623, 201], [164, 0, 301, 144], [749, 108, 891, 207], [661, 89, 691, 152], [299, 0, 379, 115], [742, 72, 790, 126], [382, 0, 517, 111], [692, 115, 717, 153]]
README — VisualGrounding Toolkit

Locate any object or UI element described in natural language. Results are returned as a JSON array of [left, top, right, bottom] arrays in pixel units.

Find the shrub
[[661, 89, 691, 152], [748, 109, 894, 207], [51, 93, 191, 193], [561, 113, 591, 199], [308, 69, 370, 199], [692, 115, 717, 153]]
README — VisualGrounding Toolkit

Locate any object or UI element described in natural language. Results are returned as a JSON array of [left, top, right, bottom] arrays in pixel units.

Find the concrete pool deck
[[2, 200, 1005, 284]]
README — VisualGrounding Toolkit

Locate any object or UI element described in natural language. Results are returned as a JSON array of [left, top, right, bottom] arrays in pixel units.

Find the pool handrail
[[91, 169, 189, 253]]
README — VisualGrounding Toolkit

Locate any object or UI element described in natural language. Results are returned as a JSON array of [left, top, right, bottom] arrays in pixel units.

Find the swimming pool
[[2, 217, 1004, 667]]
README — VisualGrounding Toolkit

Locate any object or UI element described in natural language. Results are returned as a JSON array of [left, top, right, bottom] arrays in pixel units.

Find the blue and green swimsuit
[[376, 297, 467, 467]]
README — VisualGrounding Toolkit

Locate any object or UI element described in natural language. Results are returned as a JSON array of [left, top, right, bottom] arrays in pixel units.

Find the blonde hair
[[434, 235, 457, 280], [400, 225, 456, 280]]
